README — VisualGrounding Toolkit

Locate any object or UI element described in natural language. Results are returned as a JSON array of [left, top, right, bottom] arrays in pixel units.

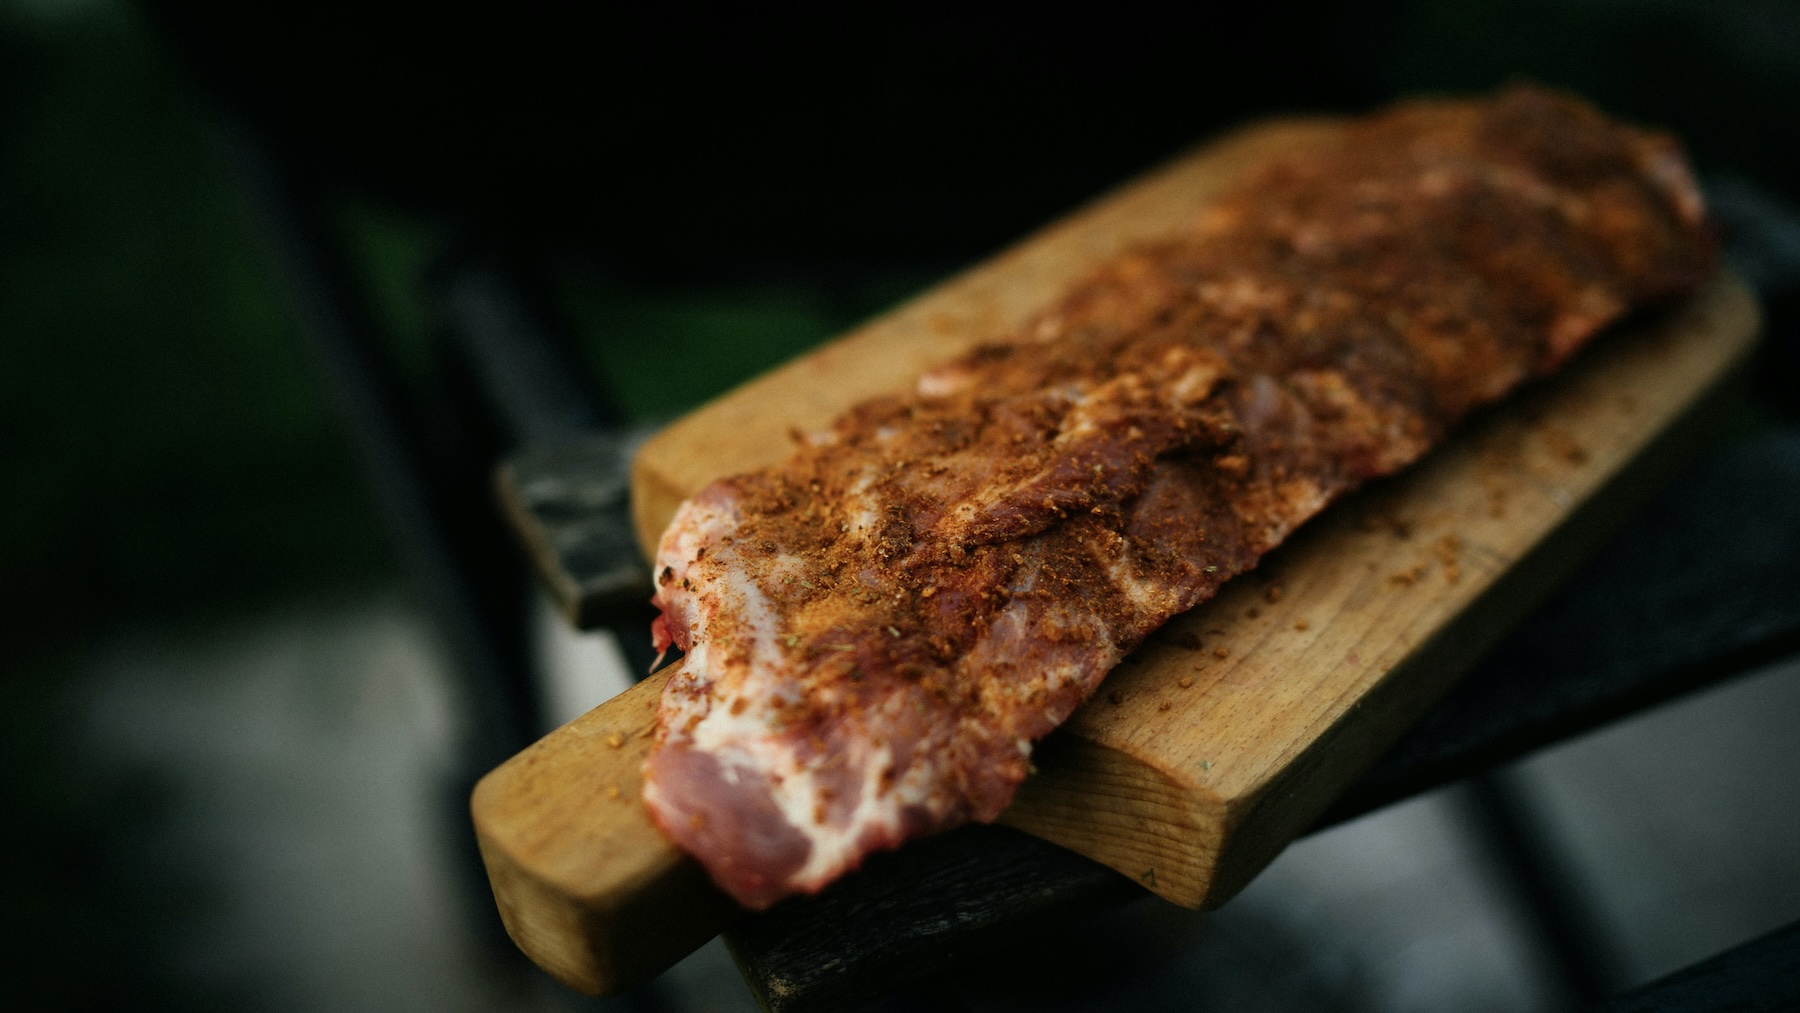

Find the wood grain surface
[[472, 115, 1760, 995]]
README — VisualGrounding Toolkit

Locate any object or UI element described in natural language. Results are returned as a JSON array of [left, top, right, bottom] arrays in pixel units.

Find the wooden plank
[[474, 113, 1761, 995]]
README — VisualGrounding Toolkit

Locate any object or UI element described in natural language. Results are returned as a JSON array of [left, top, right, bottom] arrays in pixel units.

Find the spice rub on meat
[[641, 86, 1716, 909]]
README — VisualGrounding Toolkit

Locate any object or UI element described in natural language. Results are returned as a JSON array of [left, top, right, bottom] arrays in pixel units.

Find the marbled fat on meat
[[641, 87, 1716, 909]]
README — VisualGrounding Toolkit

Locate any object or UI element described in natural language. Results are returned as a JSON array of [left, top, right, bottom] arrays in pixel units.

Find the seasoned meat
[[641, 86, 1715, 909]]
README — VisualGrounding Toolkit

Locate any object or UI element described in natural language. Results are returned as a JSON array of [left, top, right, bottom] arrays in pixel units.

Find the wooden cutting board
[[471, 116, 1760, 995]]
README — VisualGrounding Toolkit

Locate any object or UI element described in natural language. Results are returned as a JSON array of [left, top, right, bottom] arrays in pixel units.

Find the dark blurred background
[[3, 1, 1798, 1010]]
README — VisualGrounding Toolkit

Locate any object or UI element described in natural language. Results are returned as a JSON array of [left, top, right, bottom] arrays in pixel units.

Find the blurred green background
[[2, 0, 1796, 1009]]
